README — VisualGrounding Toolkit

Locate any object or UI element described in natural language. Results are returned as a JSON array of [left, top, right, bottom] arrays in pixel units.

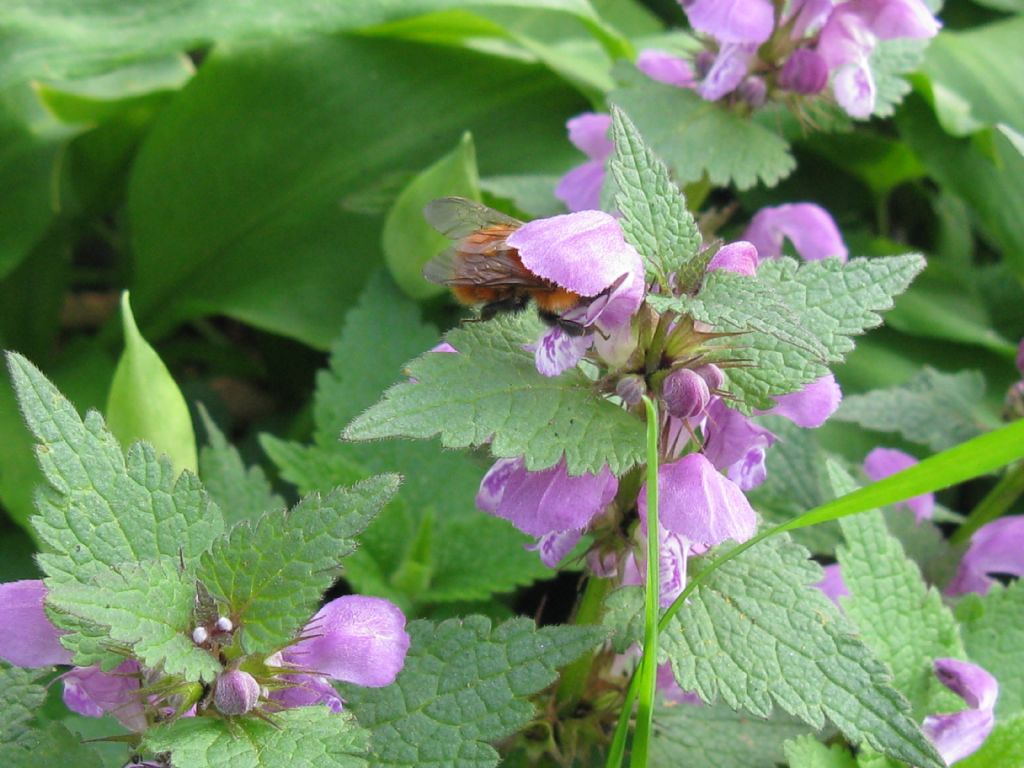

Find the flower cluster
[[634, 0, 940, 119], [0, 579, 409, 728]]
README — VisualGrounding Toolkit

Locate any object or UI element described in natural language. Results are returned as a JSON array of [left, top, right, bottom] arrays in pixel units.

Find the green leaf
[[869, 37, 929, 119], [45, 557, 222, 682], [6, 352, 224, 587], [106, 292, 198, 474], [784, 735, 857, 768], [479, 174, 563, 218], [197, 476, 398, 654], [650, 703, 811, 768], [344, 616, 605, 767], [0, 666, 47, 747], [958, 712, 1024, 768], [957, 580, 1024, 718], [262, 273, 549, 606], [0, 721, 104, 768], [834, 367, 988, 452], [837, 505, 965, 717], [383, 132, 480, 300], [607, 105, 702, 288], [126, 35, 589, 349], [198, 406, 284, 528], [921, 17, 1024, 136], [344, 312, 646, 475], [0, 0, 625, 87], [143, 707, 370, 768], [609, 81, 795, 190], [661, 535, 945, 768], [665, 255, 924, 410]]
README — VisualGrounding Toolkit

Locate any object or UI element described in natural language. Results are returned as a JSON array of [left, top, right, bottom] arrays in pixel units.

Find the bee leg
[[538, 309, 589, 337]]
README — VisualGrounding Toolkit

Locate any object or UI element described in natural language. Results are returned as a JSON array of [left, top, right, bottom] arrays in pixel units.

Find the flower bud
[[214, 669, 262, 716], [192, 626, 209, 645], [695, 364, 725, 392], [662, 369, 711, 420], [779, 49, 828, 94], [215, 616, 233, 633], [615, 374, 647, 406], [738, 76, 767, 108]]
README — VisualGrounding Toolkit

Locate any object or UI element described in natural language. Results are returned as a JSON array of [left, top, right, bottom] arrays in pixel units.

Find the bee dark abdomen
[[480, 293, 531, 320]]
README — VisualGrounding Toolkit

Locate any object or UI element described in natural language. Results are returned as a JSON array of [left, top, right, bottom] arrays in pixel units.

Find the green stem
[[951, 461, 1024, 545], [606, 670, 642, 768], [645, 313, 674, 377], [557, 575, 614, 708], [629, 397, 661, 768]]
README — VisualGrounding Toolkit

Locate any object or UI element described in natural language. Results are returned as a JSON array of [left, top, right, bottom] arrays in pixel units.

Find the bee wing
[[423, 248, 542, 288], [424, 196, 521, 238]]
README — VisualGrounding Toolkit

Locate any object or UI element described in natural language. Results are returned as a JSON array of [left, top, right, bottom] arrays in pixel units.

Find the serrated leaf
[[609, 82, 795, 190], [197, 475, 397, 654], [143, 707, 370, 768], [837, 506, 965, 717], [263, 273, 549, 605], [650, 703, 811, 768], [344, 313, 646, 475], [0, 665, 47, 746], [958, 712, 1024, 768], [608, 106, 702, 288], [105, 292, 197, 474], [834, 368, 988, 452], [198, 406, 284, 528], [666, 255, 924, 410], [383, 132, 480, 300], [662, 535, 944, 768], [6, 353, 224, 587], [0, 721, 104, 768], [46, 558, 221, 682], [784, 735, 857, 768], [870, 37, 929, 119], [957, 580, 1024, 718], [344, 616, 606, 767]]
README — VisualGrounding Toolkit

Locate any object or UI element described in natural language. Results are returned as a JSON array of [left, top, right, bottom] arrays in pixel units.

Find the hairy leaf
[[662, 535, 944, 768], [957, 580, 1024, 718], [344, 312, 646, 475], [834, 368, 987, 452], [0, 666, 46, 747], [198, 476, 397, 653], [344, 616, 605, 767], [784, 735, 857, 768]]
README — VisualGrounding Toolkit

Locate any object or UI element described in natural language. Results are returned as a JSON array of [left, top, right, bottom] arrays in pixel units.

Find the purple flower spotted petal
[[764, 374, 842, 428], [507, 211, 642, 298], [922, 659, 998, 765], [681, 0, 776, 44], [637, 50, 696, 88], [527, 529, 582, 568], [743, 203, 848, 262], [620, 528, 690, 608], [708, 241, 758, 276], [833, 58, 877, 118], [477, 456, 618, 538], [62, 661, 146, 732], [698, 43, 756, 101], [946, 516, 1024, 596], [533, 326, 592, 377], [272, 673, 344, 713], [816, 563, 850, 606], [286, 596, 410, 688], [863, 448, 934, 521], [703, 398, 776, 491], [0, 580, 72, 668], [640, 453, 757, 547]]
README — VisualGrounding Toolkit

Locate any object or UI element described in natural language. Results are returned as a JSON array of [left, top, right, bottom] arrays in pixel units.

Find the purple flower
[[816, 563, 850, 605], [639, 453, 758, 548], [214, 669, 262, 716], [946, 516, 1024, 596], [862, 447, 934, 522], [779, 49, 829, 94], [477, 456, 618, 539], [698, 43, 757, 101], [787, 0, 835, 37], [703, 398, 777, 491], [636, 50, 696, 88], [681, 0, 776, 45], [663, 369, 712, 421], [527, 530, 583, 568], [743, 203, 848, 263], [922, 659, 998, 765], [708, 241, 759, 276], [621, 528, 692, 608], [0, 579, 73, 668], [272, 672, 343, 713], [283, 595, 410, 689], [555, 113, 612, 213], [656, 662, 703, 705], [763, 374, 842, 428], [62, 661, 147, 732]]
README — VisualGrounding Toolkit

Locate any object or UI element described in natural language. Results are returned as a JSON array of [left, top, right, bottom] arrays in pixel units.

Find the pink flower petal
[[743, 203, 848, 262], [946, 516, 1024, 596], [527, 529, 582, 568], [848, 0, 941, 40], [703, 398, 776, 491], [682, 0, 776, 44], [555, 159, 606, 213], [708, 241, 759, 276], [779, 49, 829, 94], [62, 661, 146, 731], [816, 563, 850, 605], [0, 580, 73, 668], [922, 659, 998, 765], [271, 673, 344, 712], [636, 50, 696, 88], [863, 447, 934, 521], [533, 326, 592, 377], [763, 374, 842, 428], [286, 596, 410, 688], [833, 58, 877, 118], [698, 43, 756, 101], [566, 112, 613, 160]]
